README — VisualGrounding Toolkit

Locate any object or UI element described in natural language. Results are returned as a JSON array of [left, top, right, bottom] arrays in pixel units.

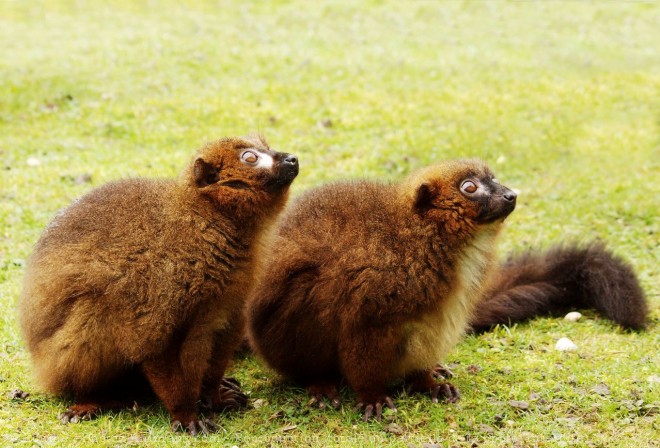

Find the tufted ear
[[413, 183, 434, 214], [193, 158, 221, 187]]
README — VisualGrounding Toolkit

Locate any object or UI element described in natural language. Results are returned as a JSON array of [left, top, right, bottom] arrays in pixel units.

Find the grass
[[1, 1, 658, 446]]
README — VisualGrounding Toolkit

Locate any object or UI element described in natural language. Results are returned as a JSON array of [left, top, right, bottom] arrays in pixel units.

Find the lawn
[[1, 1, 658, 447]]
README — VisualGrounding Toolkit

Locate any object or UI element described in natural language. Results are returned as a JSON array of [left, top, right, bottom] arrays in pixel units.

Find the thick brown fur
[[246, 159, 517, 420], [19, 136, 298, 434], [470, 243, 648, 332]]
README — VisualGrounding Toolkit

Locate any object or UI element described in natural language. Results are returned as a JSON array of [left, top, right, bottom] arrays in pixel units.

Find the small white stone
[[252, 398, 268, 409], [564, 312, 583, 322], [27, 157, 41, 167], [555, 337, 578, 352], [647, 374, 660, 385]]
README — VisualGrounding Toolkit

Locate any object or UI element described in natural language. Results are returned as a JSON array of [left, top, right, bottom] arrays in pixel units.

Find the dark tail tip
[[470, 242, 649, 332], [576, 243, 648, 330]]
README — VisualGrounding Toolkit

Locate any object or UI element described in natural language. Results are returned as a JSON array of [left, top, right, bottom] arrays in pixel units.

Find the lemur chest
[[394, 233, 495, 377]]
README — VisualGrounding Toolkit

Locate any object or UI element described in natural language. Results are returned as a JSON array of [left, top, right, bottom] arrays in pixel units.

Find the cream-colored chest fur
[[395, 229, 497, 377]]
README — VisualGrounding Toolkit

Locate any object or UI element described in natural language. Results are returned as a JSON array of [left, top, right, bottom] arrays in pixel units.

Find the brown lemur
[[246, 159, 517, 420], [246, 157, 649, 422], [19, 135, 299, 435]]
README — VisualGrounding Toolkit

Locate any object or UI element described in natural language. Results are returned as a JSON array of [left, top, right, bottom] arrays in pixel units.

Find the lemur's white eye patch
[[241, 149, 274, 169]]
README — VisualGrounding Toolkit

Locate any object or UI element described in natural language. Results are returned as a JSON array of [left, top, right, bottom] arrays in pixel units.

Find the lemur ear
[[193, 158, 221, 187], [413, 183, 434, 213]]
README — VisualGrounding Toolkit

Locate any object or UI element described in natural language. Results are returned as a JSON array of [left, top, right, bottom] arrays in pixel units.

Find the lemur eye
[[241, 151, 258, 164], [461, 180, 478, 194]]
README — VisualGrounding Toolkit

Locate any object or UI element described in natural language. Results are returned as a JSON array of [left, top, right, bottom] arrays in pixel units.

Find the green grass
[[1, 1, 659, 446]]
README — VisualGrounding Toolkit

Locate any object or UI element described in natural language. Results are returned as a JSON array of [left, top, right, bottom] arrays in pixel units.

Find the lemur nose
[[503, 190, 517, 202], [283, 155, 298, 166]]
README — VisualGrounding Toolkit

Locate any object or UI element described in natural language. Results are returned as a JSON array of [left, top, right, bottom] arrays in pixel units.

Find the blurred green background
[[1, 1, 658, 447]]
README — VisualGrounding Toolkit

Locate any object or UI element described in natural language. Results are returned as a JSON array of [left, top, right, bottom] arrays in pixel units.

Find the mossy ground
[[1, 2, 658, 447]]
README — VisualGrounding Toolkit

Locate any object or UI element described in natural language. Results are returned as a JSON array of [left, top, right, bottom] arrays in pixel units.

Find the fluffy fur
[[246, 159, 517, 420], [19, 136, 298, 434], [470, 243, 648, 332]]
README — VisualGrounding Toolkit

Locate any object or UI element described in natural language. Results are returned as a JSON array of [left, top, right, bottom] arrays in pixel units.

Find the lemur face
[[457, 167, 516, 224], [413, 159, 516, 225], [192, 136, 299, 195]]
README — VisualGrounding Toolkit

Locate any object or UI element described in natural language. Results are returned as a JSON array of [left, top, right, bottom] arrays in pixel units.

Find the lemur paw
[[200, 377, 248, 413], [431, 364, 454, 380], [59, 404, 99, 424], [306, 382, 341, 409], [171, 417, 218, 436], [217, 377, 248, 411], [357, 396, 397, 421], [406, 380, 460, 403], [406, 368, 461, 403], [430, 381, 460, 403]]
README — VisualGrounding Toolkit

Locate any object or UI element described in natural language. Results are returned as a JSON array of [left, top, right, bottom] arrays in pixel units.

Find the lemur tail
[[469, 243, 648, 332]]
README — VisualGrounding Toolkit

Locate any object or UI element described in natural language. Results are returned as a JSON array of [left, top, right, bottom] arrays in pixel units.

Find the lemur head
[[185, 135, 299, 218], [408, 159, 516, 227]]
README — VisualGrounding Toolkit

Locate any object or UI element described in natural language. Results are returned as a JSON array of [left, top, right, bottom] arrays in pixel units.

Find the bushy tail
[[469, 243, 649, 332]]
